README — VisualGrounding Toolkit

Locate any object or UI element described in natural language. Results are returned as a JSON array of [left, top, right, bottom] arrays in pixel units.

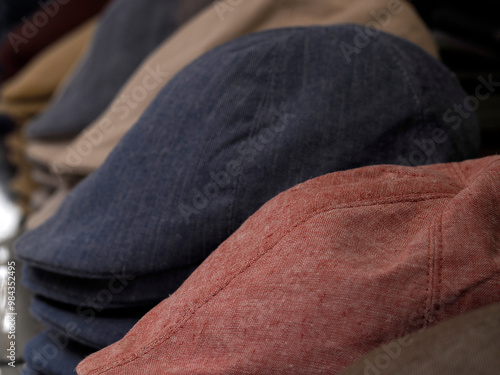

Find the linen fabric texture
[[77, 155, 500, 374], [16, 24, 479, 310], [33, 0, 439, 179], [15, 24, 481, 354], [15, 24, 479, 280], [24, 0, 441, 230]]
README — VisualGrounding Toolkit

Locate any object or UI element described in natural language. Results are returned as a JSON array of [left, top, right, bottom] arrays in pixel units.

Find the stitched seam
[[427, 219, 436, 328], [480, 159, 500, 173], [444, 162, 462, 185], [437, 210, 444, 308], [423, 222, 433, 329], [384, 38, 427, 150], [450, 161, 500, 189], [227, 39, 280, 238], [466, 162, 500, 183], [19, 179, 457, 278], [87, 193, 453, 374], [454, 162, 468, 184], [431, 220, 437, 325], [425, 216, 443, 328]]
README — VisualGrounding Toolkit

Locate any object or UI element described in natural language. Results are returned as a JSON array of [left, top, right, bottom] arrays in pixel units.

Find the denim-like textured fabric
[[46, 0, 438, 178], [30, 297, 151, 349], [15, 26, 480, 281], [25, 0, 215, 139], [23, 330, 93, 375], [338, 302, 500, 375], [23, 0, 440, 234], [77, 156, 500, 374], [23, 264, 197, 307]]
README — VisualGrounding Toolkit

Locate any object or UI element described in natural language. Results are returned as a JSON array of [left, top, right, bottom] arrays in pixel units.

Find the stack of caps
[[15, 22, 479, 373]]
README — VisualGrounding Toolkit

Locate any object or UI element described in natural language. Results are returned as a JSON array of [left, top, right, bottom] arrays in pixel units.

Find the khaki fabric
[[27, 140, 70, 169], [26, 187, 71, 230], [35, 0, 437, 175], [25, 0, 438, 227], [5, 129, 39, 213], [0, 18, 97, 123], [338, 302, 500, 375], [20, 139, 72, 221], [1, 19, 96, 214]]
